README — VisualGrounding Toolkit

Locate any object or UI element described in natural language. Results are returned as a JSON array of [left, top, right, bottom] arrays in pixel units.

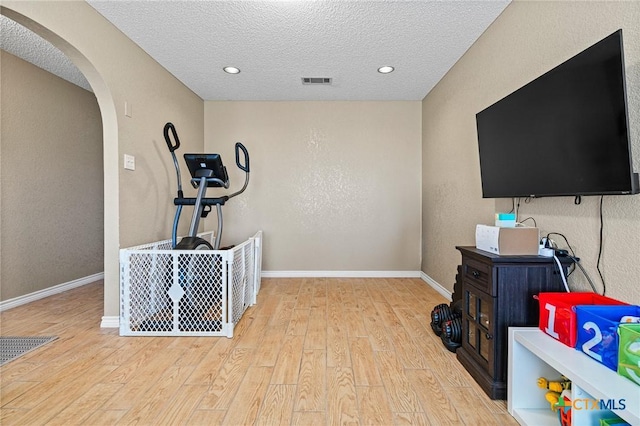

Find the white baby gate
[[119, 231, 262, 337]]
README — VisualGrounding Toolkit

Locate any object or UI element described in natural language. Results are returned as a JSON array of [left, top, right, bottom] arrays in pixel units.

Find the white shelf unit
[[508, 327, 640, 426]]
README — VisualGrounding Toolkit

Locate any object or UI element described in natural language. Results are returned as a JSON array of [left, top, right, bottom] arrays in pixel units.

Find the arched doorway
[[1, 6, 119, 324]]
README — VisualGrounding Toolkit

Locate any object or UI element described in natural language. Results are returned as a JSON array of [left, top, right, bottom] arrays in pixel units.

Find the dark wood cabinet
[[455, 246, 571, 400]]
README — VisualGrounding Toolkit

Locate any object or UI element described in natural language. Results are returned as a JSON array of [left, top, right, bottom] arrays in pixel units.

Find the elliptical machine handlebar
[[228, 142, 250, 200], [164, 122, 184, 199], [235, 142, 250, 172], [163, 122, 180, 152]]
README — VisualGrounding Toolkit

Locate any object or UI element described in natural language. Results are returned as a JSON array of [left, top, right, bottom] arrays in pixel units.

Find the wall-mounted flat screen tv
[[476, 29, 639, 198]]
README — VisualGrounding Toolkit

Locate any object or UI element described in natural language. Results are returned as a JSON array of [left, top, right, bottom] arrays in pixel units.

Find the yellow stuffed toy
[[544, 391, 561, 411], [537, 376, 571, 411], [538, 376, 571, 393]]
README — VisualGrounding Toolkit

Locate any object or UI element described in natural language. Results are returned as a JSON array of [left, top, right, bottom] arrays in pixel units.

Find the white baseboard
[[100, 316, 120, 328], [0, 272, 104, 313], [261, 270, 421, 278], [420, 272, 452, 301]]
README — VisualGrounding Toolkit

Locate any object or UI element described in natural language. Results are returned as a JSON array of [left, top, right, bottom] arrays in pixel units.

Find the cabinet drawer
[[463, 257, 493, 295]]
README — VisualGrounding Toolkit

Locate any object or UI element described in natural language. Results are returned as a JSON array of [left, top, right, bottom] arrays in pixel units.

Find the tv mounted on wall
[[476, 29, 639, 199]]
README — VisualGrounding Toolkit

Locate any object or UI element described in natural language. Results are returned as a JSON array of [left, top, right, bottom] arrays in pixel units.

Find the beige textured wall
[[422, 1, 640, 304], [1, 51, 103, 301], [2, 2, 204, 317], [205, 101, 422, 271]]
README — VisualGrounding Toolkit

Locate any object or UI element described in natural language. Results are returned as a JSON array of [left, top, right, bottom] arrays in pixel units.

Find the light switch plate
[[124, 154, 135, 170]]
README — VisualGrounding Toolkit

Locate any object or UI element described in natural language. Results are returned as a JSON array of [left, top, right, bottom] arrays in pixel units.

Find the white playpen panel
[[119, 231, 262, 337]]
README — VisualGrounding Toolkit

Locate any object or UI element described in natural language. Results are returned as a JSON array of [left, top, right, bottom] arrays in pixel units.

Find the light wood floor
[[0, 278, 518, 425]]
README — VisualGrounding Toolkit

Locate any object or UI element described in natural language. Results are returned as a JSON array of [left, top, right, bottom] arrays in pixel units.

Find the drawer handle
[[485, 333, 493, 340], [472, 270, 480, 279]]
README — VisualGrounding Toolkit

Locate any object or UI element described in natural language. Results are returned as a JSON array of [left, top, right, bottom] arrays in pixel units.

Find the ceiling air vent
[[302, 77, 332, 85]]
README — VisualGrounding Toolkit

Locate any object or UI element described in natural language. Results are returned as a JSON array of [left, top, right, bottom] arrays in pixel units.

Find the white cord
[[554, 255, 570, 292]]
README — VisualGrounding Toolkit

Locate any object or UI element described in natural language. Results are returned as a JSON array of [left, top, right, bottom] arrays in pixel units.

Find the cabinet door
[[463, 284, 495, 377]]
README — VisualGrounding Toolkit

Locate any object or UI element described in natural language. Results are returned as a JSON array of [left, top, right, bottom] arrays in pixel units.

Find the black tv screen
[[476, 29, 639, 198]]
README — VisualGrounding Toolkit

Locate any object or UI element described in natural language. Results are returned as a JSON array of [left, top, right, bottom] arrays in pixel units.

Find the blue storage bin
[[574, 305, 640, 371]]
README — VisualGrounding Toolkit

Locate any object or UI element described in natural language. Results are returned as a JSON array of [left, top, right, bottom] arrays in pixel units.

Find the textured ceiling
[[0, 14, 91, 91], [2, 1, 511, 101], [87, 0, 510, 101]]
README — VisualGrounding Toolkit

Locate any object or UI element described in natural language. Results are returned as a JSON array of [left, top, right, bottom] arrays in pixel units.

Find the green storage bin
[[600, 416, 630, 425], [617, 323, 640, 386]]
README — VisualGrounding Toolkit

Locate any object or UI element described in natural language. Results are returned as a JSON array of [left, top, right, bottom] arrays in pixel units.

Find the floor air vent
[[302, 77, 332, 85]]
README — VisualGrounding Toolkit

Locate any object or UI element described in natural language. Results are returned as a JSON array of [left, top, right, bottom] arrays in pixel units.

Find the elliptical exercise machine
[[164, 122, 250, 250]]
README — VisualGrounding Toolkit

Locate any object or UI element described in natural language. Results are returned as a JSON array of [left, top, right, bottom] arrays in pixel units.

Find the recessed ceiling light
[[223, 66, 240, 74], [378, 66, 395, 74]]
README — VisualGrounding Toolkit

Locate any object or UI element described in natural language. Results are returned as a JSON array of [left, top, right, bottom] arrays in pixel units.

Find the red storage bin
[[537, 292, 628, 347]]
